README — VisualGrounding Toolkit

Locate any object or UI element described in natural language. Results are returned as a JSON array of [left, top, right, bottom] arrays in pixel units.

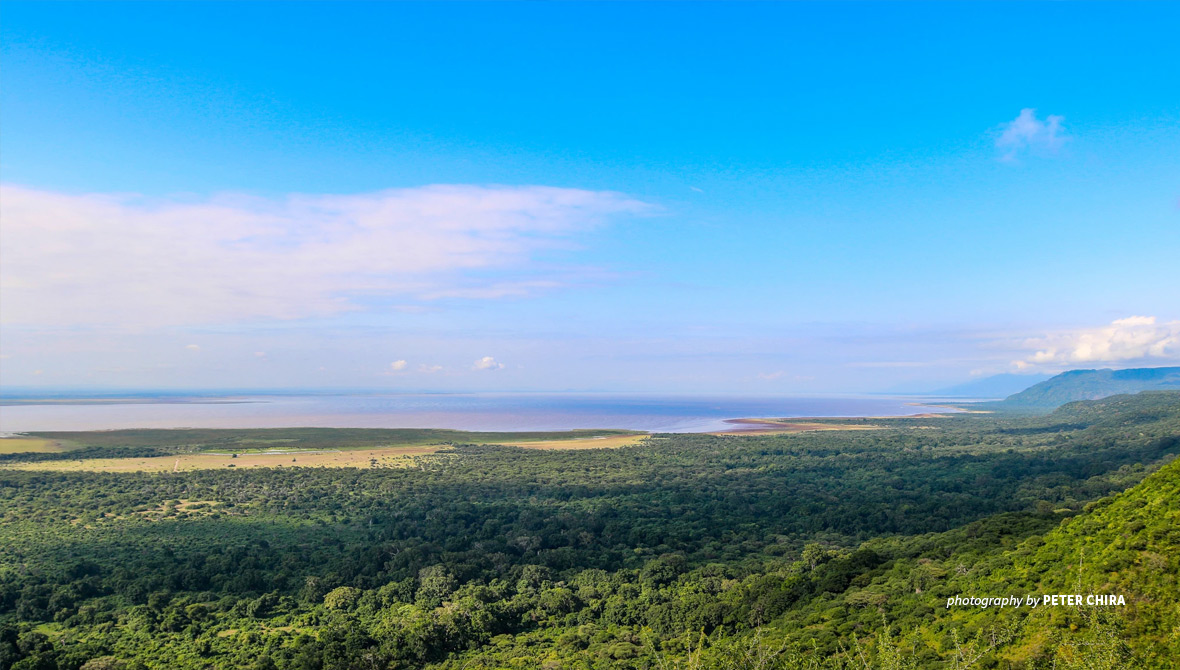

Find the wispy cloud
[[847, 361, 934, 369], [389, 360, 408, 371], [0, 184, 651, 329], [996, 108, 1067, 161], [418, 280, 564, 301], [1013, 316, 1180, 368], [473, 356, 505, 371]]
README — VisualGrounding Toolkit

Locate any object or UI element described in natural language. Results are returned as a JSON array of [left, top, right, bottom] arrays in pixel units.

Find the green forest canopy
[[1, 392, 1178, 669]]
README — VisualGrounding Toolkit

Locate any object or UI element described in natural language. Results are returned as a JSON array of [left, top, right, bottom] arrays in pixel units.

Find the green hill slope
[[974, 449, 1179, 666], [914, 447, 1180, 668], [993, 367, 1180, 409], [750, 436, 1180, 669]]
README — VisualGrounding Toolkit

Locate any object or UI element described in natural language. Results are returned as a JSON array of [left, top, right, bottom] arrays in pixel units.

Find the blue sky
[[2, 2, 1178, 393]]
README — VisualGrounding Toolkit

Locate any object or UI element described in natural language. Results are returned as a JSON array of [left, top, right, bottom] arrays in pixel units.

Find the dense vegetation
[[1, 392, 1178, 669]]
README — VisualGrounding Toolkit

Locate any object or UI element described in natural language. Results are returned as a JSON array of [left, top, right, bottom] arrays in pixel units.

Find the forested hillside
[[1, 393, 1177, 669], [743, 434, 1180, 668], [991, 367, 1180, 409]]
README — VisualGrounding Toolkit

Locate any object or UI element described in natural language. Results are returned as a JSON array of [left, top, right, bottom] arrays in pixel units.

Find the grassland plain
[[0, 438, 65, 454], [0, 446, 441, 473], [1, 434, 649, 473], [11, 427, 646, 452], [0, 393, 1177, 669], [0, 428, 650, 473]]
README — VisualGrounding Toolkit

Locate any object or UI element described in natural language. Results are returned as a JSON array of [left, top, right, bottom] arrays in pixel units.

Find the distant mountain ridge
[[927, 372, 1051, 398], [994, 366, 1180, 409]]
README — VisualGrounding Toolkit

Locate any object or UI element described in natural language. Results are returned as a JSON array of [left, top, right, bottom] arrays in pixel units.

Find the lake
[[0, 393, 963, 433]]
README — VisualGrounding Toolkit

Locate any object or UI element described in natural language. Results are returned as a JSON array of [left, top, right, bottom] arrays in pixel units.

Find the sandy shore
[[709, 418, 884, 435]]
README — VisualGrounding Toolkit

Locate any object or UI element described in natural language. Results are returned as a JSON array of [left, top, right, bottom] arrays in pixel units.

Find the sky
[[1, 1, 1178, 394]]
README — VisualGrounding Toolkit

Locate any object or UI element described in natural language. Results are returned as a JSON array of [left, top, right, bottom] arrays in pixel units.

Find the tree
[[802, 543, 828, 571], [416, 566, 456, 609], [324, 586, 362, 611]]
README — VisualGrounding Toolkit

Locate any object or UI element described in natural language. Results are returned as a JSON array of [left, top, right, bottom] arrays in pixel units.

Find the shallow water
[[0, 393, 959, 433]]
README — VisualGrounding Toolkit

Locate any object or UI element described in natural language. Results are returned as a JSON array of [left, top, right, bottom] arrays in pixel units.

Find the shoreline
[[0, 396, 971, 434], [711, 418, 884, 434], [912, 402, 992, 414]]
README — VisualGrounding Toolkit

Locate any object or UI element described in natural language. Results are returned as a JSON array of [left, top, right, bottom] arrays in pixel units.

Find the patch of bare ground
[[4, 445, 441, 472]]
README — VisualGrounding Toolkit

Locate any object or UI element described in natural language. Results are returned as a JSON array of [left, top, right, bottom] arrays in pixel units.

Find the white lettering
[[946, 593, 1124, 609]]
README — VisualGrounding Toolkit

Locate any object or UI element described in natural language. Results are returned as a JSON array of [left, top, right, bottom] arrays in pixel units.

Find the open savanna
[[18, 426, 645, 451], [0, 437, 67, 453], [0, 427, 649, 472], [3, 445, 441, 472]]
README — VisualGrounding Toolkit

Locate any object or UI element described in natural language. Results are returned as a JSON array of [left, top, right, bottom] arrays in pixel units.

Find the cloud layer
[[0, 184, 650, 328], [996, 108, 1066, 161], [1016, 316, 1180, 367]]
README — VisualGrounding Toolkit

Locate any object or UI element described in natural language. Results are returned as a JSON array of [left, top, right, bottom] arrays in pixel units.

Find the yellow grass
[[0, 437, 65, 453], [500, 434, 648, 450], [0, 433, 646, 472], [4, 445, 441, 472]]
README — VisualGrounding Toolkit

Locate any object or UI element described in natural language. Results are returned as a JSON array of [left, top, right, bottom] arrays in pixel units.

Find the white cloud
[[389, 359, 407, 371], [995, 108, 1066, 161], [473, 356, 505, 371], [185, 344, 201, 351], [0, 184, 651, 328], [1015, 316, 1180, 367], [418, 364, 443, 374], [756, 371, 784, 380]]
